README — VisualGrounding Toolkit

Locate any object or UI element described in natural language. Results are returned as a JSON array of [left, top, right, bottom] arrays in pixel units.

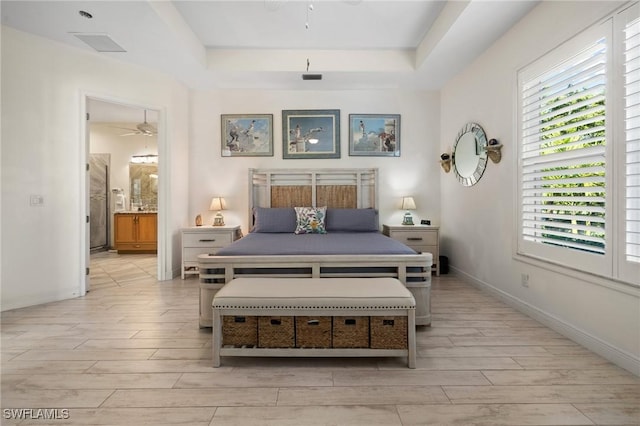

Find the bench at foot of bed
[[198, 253, 432, 328], [212, 277, 417, 368]]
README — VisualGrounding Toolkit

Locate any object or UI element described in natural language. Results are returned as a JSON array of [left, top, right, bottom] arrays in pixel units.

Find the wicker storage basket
[[295, 316, 332, 348], [222, 315, 258, 347], [370, 316, 408, 349], [258, 316, 295, 348], [332, 316, 369, 348]]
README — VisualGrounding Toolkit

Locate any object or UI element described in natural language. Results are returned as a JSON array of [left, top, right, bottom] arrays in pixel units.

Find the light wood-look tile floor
[[1, 253, 638, 425]]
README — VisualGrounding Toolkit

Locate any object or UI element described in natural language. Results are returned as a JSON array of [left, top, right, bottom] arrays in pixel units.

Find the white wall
[[188, 89, 441, 232], [440, 1, 640, 374], [1, 27, 190, 310]]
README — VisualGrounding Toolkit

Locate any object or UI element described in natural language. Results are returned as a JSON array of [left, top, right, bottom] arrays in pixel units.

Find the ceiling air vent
[[71, 33, 126, 53], [302, 74, 322, 80]]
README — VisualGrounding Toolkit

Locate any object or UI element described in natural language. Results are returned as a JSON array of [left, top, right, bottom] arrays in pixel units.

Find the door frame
[[80, 93, 169, 294]]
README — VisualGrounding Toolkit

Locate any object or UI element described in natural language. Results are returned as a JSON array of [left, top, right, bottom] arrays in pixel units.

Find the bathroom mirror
[[129, 163, 158, 210], [452, 122, 488, 186]]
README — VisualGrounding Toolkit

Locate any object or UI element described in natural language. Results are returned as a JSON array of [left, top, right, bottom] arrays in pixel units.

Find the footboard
[[198, 253, 432, 328]]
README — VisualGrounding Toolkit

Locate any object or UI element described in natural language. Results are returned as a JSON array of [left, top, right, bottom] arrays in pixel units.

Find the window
[[517, 3, 639, 285], [621, 5, 640, 283]]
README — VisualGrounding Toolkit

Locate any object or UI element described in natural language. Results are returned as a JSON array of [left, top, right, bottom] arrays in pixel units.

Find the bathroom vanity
[[114, 212, 157, 253]]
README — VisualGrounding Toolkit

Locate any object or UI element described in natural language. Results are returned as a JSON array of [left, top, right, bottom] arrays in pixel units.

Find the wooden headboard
[[249, 168, 378, 222]]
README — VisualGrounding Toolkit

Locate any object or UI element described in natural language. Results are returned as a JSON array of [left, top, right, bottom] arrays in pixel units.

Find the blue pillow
[[251, 207, 297, 233], [325, 208, 379, 232]]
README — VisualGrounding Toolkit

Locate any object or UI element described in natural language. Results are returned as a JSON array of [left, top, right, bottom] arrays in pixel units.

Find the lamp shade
[[209, 197, 227, 211], [401, 196, 416, 210]]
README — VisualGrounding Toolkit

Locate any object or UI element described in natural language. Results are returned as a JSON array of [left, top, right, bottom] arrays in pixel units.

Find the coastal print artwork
[[282, 109, 340, 159], [349, 114, 400, 157], [221, 114, 273, 157]]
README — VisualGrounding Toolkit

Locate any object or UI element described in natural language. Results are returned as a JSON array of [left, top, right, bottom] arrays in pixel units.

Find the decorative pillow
[[251, 207, 297, 233], [325, 208, 379, 232], [294, 206, 327, 234]]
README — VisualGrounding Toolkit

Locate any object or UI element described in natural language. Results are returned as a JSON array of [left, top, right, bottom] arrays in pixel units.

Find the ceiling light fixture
[[130, 155, 158, 164], [302, 58, 322, 80]]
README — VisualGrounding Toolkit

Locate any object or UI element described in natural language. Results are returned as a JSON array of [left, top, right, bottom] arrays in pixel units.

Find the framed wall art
[[349, 114, 400, 157], [221, 114, 273, 157], [282, 109, 340, 159]]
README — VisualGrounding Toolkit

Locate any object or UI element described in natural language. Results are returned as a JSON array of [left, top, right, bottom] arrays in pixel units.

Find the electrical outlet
[[30, 195, 44, 206], [521, 273, 529, 288]]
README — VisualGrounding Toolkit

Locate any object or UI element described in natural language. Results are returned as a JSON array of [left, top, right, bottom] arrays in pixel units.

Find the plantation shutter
[[624, 16, 640, 265], [520, 37, 607, 255]]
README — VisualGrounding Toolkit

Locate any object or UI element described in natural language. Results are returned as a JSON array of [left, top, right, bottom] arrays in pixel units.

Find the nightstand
[[382, 224, 440, 276], [181, 225, 241, 279]]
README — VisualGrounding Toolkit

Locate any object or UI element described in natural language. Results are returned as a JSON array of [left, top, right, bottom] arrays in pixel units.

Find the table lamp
[[209, 197, 227, 226], [401, 196, 416, 225]]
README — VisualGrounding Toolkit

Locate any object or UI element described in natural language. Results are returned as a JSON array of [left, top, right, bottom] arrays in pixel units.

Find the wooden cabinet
[[181, 226, 241, 279], [114, 213, 157, 253], [383, 224, 440, 275]]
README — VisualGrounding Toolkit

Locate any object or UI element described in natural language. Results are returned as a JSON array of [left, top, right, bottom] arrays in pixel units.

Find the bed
[[198, 168, 432, 328]]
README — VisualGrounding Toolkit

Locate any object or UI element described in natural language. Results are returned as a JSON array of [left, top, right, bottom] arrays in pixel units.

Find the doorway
[[84, 96, 164, 293]]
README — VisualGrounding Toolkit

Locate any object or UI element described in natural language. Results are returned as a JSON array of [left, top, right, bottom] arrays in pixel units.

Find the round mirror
[[452, 122, 488, 186]]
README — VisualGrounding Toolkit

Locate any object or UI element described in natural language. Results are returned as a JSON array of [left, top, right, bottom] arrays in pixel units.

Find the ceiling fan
[[115, 110, 157, 137]]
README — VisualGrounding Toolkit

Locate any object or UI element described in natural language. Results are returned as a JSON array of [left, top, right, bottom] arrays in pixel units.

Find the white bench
[[212, 277, 417, 368]]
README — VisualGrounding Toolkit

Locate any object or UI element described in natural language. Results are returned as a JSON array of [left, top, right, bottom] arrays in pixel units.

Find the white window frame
[[516, 3, 640, 286]]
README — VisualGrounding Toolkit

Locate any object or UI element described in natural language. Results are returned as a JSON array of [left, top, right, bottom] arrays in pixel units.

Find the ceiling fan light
[[137, 123, 156, 133]]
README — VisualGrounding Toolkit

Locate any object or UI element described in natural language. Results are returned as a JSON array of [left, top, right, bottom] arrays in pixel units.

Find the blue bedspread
[[215, 232, 416, 256]]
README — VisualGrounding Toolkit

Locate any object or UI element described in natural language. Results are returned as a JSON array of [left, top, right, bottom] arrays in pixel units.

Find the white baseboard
[[1, 289, 80, 312], [450, 266, 640, 377]]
